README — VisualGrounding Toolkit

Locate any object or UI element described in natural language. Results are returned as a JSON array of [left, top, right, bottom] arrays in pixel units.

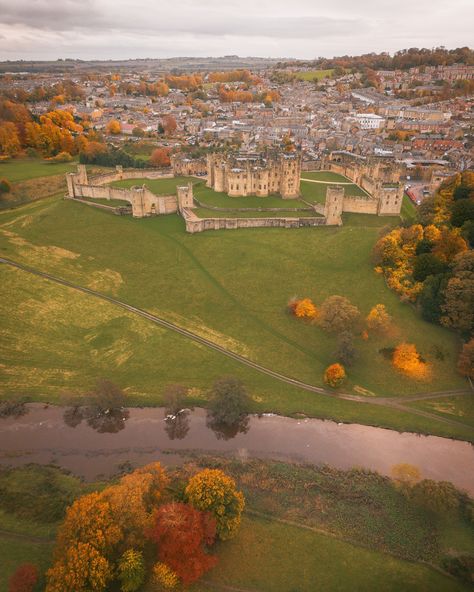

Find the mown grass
[[407, 395, 474, 429], [110, 176, 196, 195], [192, 207, 320, 219], [0, 194, 469, 405]]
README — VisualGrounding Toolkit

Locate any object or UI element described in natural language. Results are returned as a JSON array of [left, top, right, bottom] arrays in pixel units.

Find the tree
[[453, 185, 472, 201], [318, 295, 361, 334], [290, 297, 318, 319], [132, 127, 145, 137], [163, 384, 187, 415], [392, 343, 429, 379], [208, 377, 250, 426], [0, 121, 21, 156], [409, 480, 460, 514], [432, 228, 468, 263], [89, 379, 126, 412], [419, 273, 450, 323], [0, 178, 12, 195], [441, 251, 474, 335], [150, 147, 171, 167], [46, 542, 111, 592], [106, 119, 122, 135], [151, 562, 179, 589], [366, 304, 392, 333], [391, 463, 421, 488], [334, 331, 356, 366], [55, 491, 121, 555], [186, 469, 245, 540], [148, 502, 218, 585], [161, 115, 177, 136], [413, 253, 448, 282], [457, 339, 474, 379], [451, 199, 474, 228], [8, 564, 38, 592], [117, 549, 145, 592], [323, 363, 346, 388]]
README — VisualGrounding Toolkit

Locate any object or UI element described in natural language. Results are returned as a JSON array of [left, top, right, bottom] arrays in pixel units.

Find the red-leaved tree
[[147, 502, 217, 585], [8, 564, 39, 592]]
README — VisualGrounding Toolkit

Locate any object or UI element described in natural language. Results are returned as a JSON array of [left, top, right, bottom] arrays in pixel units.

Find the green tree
[[419, 273, 450, 323], [451, 199, 474, 228], [208, 377, 250, 426], [413, 253, 448, 282], [117, 549, 145, 592], [409, 479, 460, 514]]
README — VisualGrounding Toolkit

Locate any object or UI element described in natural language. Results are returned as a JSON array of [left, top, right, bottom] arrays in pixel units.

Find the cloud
[[0, 0, 471, 60]]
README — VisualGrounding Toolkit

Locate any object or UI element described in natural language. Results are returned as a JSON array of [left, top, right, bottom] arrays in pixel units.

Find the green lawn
[[0, 158, 78, 183], [407, 395, 474, 429], [301, 171, 353, 183], [402, 193, 418, 223], [110, 176, 196, 195], [192, 515, 469, 592], [192, 207, 320, 219], [295, 69, 335, 81], [80, 196, 131, 207]]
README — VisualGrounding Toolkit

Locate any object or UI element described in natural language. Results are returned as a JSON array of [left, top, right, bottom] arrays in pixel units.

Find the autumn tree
[[318, 295, 361, 334], [289, 297, 318, 319], [117, 549, 145, 592], [457, 339, 474, 379], [46, 542, 111, 592], [392, 343, 429, 379], [151, 562, 179, 589], [89, 378, 126, 412], [148, 502, 218, 585], [8, 564, 38, 592], [186, 469, 245, 540], [391, 463, 421, 488], [324, 363, 346, 388], [150, 147, 171, 167], [366, 304, 392, 334], [0, 178, 11, 195], [106, 119, 122, 135], [0, 121, 21, 156], [161, 115, 177, 136], [432, 227, 468, 263]]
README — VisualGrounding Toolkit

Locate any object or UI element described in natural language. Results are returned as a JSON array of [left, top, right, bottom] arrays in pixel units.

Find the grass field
[[295, 69, 335, 81], [192, 207, 321, 219], [192, 515, 469, 592], [0, 158, 78, 183], [110, 176, 196, 195]]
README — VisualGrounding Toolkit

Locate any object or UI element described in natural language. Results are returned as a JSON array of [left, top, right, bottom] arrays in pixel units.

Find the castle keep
[[206, 151, 301, 198]]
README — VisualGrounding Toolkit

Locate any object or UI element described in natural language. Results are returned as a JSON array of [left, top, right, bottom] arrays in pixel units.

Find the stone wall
[[182, 209, 326, 233]]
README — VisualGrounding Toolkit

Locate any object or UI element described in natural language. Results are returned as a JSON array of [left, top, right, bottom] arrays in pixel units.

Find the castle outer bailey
[[320, 151, 405, 217], [206, 151, 301, 198]]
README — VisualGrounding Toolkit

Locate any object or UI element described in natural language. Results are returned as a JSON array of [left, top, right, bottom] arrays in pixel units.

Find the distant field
[[0, 158, 77, 183], [295, 69, 335, 81]]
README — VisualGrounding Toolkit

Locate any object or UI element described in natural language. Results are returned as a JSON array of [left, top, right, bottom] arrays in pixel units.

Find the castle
[[206, 151, 301, 198], [65, 149, 404, 233]]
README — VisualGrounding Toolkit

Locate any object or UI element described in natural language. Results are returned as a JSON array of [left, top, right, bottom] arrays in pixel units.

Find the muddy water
[[0, 404, 473, 494]]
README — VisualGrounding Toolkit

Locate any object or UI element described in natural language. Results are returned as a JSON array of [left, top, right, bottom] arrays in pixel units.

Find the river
[[0, 404, 473, 494]]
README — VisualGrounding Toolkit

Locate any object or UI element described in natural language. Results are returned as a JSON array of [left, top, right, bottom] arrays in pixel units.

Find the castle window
[[236, 184, 239, 190], [231, 184, 234, 190], [259, 184, 261, 190], [264, 184, 267, 189]]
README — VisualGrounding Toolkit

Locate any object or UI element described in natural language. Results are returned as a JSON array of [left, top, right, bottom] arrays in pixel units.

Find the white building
[[355, 113, 385, 130]]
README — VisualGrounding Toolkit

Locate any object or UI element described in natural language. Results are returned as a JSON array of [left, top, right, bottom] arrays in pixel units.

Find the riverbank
[[1, 404, 473, 494]]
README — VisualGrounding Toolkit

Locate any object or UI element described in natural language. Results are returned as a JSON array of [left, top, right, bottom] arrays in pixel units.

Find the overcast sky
[[0, 0, 471, 61]]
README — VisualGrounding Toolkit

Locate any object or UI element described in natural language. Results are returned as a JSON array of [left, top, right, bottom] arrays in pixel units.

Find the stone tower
[[279, 154, 301, 199], [377, 184, 403, 215], [324, 185, 344, 225], [177, 183, 194, 210]]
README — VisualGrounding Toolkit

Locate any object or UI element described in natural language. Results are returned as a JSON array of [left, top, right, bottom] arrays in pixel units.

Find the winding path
[[1, 256, 472, 432]]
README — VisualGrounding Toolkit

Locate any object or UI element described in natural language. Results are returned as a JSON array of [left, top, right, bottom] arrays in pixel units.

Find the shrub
[[442, 555, 474, 584], [208, 377, 250, 426], [318, 295, 360, 334], [409, 479, 460, 514], [0, 178, 11, 194], [392, 343, 429, 379], [151, 562, 179, 589], [49, 151, 73, 163]]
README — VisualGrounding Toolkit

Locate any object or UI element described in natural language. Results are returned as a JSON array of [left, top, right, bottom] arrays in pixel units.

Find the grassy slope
[[0, 158, 77, 183], [192, 516, 468, 592]]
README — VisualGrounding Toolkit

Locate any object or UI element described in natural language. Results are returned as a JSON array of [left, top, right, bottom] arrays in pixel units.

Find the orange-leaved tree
[[392, 343, 429, 379], [323, 363, 346, 388], [289, 297, 318, 320], [366, 304, 392, 334], [106, 119, 122, 135], [150, 147, 171, 167]]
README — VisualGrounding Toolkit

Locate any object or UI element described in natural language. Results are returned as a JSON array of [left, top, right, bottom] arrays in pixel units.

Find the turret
[[324, 185, 344, 225]]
